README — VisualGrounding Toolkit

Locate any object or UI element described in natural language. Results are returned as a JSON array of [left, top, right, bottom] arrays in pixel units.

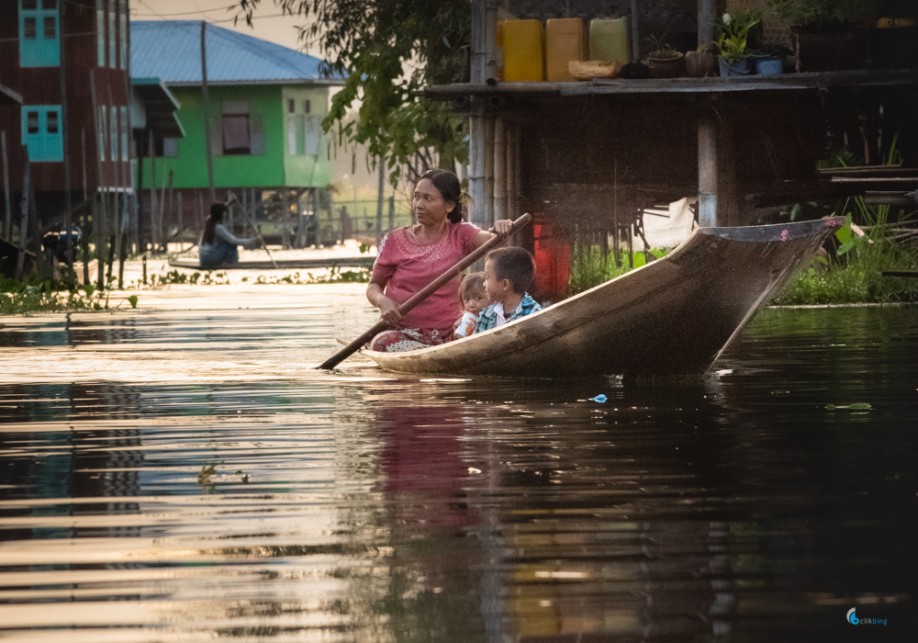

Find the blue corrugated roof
[[131, 21, 345, 86]]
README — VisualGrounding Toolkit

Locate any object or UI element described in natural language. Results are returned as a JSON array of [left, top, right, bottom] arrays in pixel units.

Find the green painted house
[[130, 20, 344, 243]]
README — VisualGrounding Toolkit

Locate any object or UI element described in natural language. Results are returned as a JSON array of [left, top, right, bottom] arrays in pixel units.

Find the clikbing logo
[[847, 607, 888, 627]]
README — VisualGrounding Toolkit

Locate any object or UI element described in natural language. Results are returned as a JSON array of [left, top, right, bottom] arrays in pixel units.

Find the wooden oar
[[317, 212, 532, 370]]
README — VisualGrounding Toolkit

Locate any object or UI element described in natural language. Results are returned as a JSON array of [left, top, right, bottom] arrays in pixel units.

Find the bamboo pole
[[108, 84, 122, 287], [164, 168, 174, 250], [149, 130, 158, 250], [80, 127, 89, 283], [200, 22, 216, 203], [59, 0, 74, 273], [106, 84, 119, 285], [89, 71, 109, 289]]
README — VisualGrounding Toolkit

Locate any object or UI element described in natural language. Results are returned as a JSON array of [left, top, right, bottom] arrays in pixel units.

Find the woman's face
[[413, 178, 455, 226]]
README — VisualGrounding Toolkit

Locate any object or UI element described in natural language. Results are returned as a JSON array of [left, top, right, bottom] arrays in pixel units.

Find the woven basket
[[568, 59, 622, 80]]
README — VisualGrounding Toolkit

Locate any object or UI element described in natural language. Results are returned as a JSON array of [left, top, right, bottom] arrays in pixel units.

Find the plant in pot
[[714, 12, 760, 76], [767, 0, 880, 71], [645, 33, 684, 78], [685, 44, 719, 77], [750, 42, 792, 75]]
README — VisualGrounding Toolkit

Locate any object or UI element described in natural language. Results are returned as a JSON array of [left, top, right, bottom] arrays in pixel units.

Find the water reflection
[[0, 287, 915, 640]]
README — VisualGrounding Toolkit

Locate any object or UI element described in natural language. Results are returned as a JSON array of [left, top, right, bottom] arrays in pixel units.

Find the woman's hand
[[376, 295, 402, 325], [490, 218, 513, 238]]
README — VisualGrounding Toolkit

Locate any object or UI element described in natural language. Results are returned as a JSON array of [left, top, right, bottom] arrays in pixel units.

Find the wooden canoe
[[362, 217, 841, 378], [168, 256, 374, 270]]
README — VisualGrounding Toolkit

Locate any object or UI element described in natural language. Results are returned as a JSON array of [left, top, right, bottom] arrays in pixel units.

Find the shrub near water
[[774, 204, 918, 305]]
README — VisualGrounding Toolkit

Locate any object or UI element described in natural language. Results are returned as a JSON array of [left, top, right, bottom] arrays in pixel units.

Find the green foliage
[[568, 244, 667, 295], [235, 0, 471, 184], [0, 276, 113, 314], [767, 0, 880, 28], [774, 213, 918, 305], [715, 11, 761, 62]]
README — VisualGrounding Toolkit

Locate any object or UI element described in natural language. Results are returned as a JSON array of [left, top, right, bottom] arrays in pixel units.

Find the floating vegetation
[[0, 277, 125, 314]]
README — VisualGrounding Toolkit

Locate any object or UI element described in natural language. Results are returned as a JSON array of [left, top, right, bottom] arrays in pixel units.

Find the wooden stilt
[[2, 131, 10, 241], [15, 147, 30, 279]]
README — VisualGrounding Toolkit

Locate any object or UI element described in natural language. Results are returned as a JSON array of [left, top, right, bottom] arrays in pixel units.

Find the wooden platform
[[168, 256, 375, 271]]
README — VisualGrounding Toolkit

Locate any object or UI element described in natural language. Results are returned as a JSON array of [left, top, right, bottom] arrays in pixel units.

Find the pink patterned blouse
[[371, 222, 482, 332]]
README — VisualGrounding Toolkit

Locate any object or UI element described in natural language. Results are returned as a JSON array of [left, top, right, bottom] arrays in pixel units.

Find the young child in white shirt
[[452, 272, 490, 339]]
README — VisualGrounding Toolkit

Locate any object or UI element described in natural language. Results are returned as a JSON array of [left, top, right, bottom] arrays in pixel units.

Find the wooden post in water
[[165, 169, 174, 250], [1, 131, 10, 241], [493, 118, 506, 222], [697, 113, 718, 227], [108, 84, 121, 287], [59, 3, 75, 274], [16, 147, 30, 279], [80, 127, 89, 284], [197, 190, 204, 244], [89, 71, 109, 289]]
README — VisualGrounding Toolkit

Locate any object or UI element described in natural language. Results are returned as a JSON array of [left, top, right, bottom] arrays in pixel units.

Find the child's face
[[463, 287, 490, 314], [483, 260, 508, 303]]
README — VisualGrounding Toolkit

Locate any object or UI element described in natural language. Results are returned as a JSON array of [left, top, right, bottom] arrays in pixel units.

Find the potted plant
[[750, 42, 792, 75], [645, 33, 684, 78], [685, 44, 718, 77], [767, 0, 880, 71], [714, 11, 760, 76]]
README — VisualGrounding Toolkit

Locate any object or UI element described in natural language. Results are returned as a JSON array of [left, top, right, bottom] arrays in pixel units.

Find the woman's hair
[[421, 169, 466, 224], [202, 202, 227, 245], [486, 247, 536, 294], [458, 272, 486, 303]]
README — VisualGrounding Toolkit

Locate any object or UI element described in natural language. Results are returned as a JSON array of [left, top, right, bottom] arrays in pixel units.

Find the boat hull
[[362, 218, 840, 378]]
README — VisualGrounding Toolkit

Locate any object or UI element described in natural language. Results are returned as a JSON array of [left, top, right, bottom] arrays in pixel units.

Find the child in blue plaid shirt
[[476, 247, 542, 333]]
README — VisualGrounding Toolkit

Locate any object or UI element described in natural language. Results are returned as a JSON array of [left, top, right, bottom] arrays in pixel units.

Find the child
[[452, 272, 490, 339], [476, 246, 542, 332]]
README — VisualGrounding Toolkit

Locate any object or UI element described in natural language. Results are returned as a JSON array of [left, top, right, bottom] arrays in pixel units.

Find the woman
[[367, 169, 512, 352], [199, 202, 260, 269]]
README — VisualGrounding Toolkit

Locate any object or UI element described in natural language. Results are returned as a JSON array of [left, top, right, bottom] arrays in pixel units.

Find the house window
[[21, 106, 63, 162], [218, 101, 264, 156], [304, 115, 321, 156], [120, 106, 129, 161], [118, 0, 128, 70], [286, 97, 320, 156], [96, 0, 105, 66], [139, 136, 179, 158], [20, 0, 60, 68], [108, 1, 116, 68], [98, 105, 107, 161], [110, 104, 118, 161]]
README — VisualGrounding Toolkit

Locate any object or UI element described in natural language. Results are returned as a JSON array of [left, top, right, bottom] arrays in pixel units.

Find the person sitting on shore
[[198, 202, 261, 269], [451, 272, 490, 340], [476, 246, 542, 333]]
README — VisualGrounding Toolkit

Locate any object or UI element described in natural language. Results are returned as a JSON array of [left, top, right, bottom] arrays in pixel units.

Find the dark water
[[0, 284, 915, 642]]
